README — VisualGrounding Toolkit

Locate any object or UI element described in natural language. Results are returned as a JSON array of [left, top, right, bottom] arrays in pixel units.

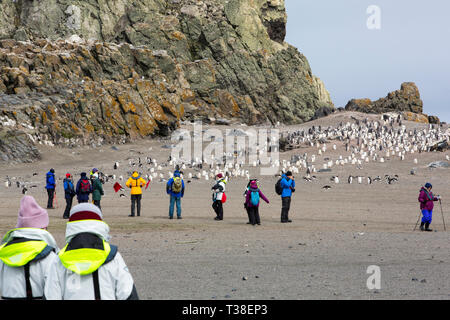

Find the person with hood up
[[418, 183, 441, 232], [63, 173, 76, 219], [76, 172, 92, 204], [125, 171, 147, 217], [89, 168, 99, 184], [212, 173, 226, 221], [244, 179, 258, 224], [166, 170, 185, 219], [45, 168, 56, 209], [280, 171, 295, 223], [92, 172, 104, 209], [0, 196, 59, 300], [244, 180, 270, 226], [44, 203, 138, 300]]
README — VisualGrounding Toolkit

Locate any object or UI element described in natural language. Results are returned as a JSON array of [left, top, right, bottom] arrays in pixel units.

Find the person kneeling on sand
[[244, 180, 270, 226], [418, 183, 441, 232], [0, 196, 59, 300], [125, 171, 147, 217], [44, 203, 139, 300], [212, 173, 226, 221]]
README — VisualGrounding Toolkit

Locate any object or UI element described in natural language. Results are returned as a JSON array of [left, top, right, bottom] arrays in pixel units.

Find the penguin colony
[[2, 114, 449, 195]]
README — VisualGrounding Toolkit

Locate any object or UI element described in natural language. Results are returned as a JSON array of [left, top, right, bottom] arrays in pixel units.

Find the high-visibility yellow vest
[[0, 240, 48, 267], [58, 240, 111, 275]]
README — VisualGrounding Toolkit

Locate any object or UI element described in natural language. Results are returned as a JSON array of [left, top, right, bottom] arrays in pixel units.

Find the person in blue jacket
[[63, 173, 76, 219], [280, 171, 295, 223], [45, 169, 56, 209], [166, 170, 185, 219]]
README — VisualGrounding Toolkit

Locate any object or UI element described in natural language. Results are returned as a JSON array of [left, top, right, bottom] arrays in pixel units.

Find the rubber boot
[[420, 222, 425, 231], [424, 222, 433, 232]]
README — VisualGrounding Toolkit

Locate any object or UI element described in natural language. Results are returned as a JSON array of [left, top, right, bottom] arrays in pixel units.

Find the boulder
[[402, 112, 429, 124], [346, 82, 423, 114], [428, 115, 440, 124], [311, 106, 335, 120]]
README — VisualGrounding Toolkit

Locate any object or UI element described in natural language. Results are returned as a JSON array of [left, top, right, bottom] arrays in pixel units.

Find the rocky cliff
[[0, 0, 334, 162], [344, 82, 440, 124], [345, 82, 423, 114]]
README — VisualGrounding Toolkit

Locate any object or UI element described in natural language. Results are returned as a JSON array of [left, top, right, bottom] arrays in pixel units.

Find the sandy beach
[[1, 112, 449, 300]]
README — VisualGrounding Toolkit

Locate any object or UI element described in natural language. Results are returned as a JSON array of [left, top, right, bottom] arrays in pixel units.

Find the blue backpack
[[250, 189, 260, 206]]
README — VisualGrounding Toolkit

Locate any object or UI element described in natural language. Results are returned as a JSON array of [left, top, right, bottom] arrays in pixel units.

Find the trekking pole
[[53, 188, 59, 209], [439, 199, 446, 231], [413, 210, 422, 231]]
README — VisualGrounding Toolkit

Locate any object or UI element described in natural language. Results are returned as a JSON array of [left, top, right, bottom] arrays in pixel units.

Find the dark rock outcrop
[[345, 82, 423, 114], [344, 82, 442, 124], [0, 0, 334, 162], [0, 130, 41, 163]]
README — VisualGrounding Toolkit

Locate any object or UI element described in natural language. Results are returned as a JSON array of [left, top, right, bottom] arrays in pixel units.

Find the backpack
[[80, 179, 90, 193], [275, 178, 283, 195], [172, 177, 182, 193], [250, 190, 260, 206], [221, 192, 227, 204]]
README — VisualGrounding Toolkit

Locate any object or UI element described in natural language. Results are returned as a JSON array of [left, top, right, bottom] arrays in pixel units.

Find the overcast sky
[[285, 0, 450, 122]]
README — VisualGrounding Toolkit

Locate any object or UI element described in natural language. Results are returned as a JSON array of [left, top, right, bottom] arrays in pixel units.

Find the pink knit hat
[[16, 196, 49, 229]]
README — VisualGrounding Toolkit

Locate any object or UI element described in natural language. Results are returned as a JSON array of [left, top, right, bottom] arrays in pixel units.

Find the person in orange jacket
[[125, 171, 147, 217]]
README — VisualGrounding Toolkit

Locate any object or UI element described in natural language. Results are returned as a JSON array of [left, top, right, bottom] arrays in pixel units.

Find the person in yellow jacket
[[125, 171, 147, 217]]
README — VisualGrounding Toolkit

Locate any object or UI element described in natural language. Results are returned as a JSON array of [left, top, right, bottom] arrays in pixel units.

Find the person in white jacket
[[44, 203, 138, 300], [211, 173, 226, 221], [0, 196, 59, 300]]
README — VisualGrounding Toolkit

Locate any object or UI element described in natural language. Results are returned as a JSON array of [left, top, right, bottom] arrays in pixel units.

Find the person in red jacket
[[418, 183, 441, 232]]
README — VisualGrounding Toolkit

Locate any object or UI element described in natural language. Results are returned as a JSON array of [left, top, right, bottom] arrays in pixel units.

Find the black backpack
[[275, 178, 283, 195]]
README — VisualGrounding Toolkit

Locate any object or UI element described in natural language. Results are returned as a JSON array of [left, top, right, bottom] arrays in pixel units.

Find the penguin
[[348, 176, 353, 184], [22, 187, 28, 195], [388, 177, 398, 185], [322, 185, 332, 190], [367, 177, 372, 185]]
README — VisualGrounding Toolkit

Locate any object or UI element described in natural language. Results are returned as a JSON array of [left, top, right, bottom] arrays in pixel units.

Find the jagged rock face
[[345, 82, 423, 115], [0, 39, 186, 147], [0, 130, 41, 163], [0, 0, 334, 162]]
